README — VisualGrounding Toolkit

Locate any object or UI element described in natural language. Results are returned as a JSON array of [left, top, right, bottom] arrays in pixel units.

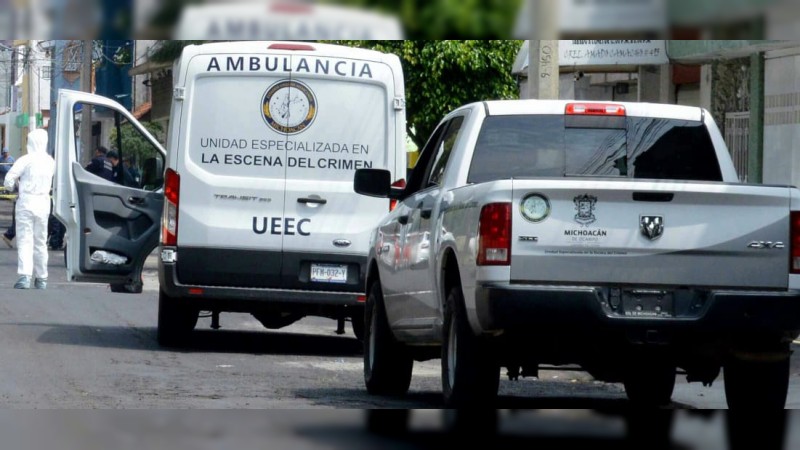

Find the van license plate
[[311, 264, 348, 284]]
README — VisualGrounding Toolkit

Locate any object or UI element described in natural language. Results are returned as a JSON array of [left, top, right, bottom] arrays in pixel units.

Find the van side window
[[109, 111, 166, 191], [72, 102, 165, 191], [426, 116, 465, 187]]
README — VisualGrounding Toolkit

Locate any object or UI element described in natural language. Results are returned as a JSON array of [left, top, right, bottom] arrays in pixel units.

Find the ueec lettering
[[253, 217, 311, 236]]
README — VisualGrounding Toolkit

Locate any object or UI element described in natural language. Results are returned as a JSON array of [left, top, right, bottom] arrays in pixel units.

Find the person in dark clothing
[[47, 206, 65, 250], [123, 155, 141, 188], [3, 199, 15, 248], [85, 146, 114, 181], [106, 150, 135, 187]]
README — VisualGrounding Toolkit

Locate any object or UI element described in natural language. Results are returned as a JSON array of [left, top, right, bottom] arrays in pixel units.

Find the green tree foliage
[[148, 39, 523, 147], [325, 0, 523, 38], [151, 40, 205, 63], [108, 121, 165, 172], [331, 40, 523, 147]]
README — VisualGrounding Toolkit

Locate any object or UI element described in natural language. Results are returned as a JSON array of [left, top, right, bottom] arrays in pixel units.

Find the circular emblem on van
[[262, 79, 317, 134]]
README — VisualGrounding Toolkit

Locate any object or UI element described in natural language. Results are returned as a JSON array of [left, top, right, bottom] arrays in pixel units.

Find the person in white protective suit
[[3, 129, 55, 289]]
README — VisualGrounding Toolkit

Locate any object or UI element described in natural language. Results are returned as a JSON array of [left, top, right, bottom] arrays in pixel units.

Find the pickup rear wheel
[[623, 361, 676, 407], [724, 356, 790, 409], [364, 282, 413, 395], [366, 409, 410, 436], [157, 289, 199, 347], [442, 287, 499, 407], [442, 409, 498, 437]]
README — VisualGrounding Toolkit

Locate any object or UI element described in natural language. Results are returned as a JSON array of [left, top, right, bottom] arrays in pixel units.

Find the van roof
[[181, 41, 398, 63], [480, 99, 704, 122]]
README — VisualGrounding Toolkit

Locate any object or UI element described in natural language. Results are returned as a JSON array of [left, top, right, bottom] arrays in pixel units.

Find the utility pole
[[4, 45, 15, 152], [79, 39, 92, 164], [27, 40, 35, 131], [528, 0, 560, 100]]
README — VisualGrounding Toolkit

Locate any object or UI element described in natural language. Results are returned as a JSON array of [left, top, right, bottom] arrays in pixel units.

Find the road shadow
[[289, 387, 691, 410], [27, 323, 362, 357], [291, 387, 443, 408], [294, 409, 682, 450], [294, 410, 794, 450]]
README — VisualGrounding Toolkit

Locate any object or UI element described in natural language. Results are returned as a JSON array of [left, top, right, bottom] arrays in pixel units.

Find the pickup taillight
[[791, 211, 800, 274], [162, 168, 180, 246], [477, 203, 511, 266]]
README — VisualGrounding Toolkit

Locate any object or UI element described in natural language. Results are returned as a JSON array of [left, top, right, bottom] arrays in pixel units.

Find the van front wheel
[[157, 289, 199, 347]]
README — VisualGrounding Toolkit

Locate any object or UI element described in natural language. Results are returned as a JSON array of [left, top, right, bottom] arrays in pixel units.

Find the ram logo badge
[[640, 215, 664, 241]]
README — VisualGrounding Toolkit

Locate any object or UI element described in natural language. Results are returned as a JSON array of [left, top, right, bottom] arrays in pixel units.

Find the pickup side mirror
[[354, 168, 392, 198]]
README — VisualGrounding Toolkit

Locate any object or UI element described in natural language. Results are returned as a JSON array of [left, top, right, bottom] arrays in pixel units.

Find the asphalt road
[[0, 199, 799, 448]]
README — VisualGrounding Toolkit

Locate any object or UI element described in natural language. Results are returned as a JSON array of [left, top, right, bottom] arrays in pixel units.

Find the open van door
[[53, 90, 166, 292]]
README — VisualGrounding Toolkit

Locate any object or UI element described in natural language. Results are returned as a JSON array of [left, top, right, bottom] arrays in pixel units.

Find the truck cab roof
[[476, 99, 704, 122]]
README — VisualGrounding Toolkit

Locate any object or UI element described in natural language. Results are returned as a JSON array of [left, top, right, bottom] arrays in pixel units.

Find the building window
[[41, 65, 52, 80], [63, 42, 81, 72]]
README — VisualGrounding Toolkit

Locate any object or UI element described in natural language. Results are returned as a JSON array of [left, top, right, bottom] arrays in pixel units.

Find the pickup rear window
[[468, 115, 723, 183]]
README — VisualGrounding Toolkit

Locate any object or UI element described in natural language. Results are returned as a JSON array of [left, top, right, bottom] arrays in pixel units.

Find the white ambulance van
[[53, 41, 406, 345]]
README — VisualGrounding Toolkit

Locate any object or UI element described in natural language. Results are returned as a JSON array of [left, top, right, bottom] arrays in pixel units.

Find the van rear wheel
[[157, 289, 199, 347]]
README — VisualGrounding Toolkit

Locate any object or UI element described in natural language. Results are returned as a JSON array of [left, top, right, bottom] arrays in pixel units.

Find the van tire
[[364, 282, 413, 395], [157, 289, 199, 347], [110, 277, 144, 294], [442, 287, 499, 407]]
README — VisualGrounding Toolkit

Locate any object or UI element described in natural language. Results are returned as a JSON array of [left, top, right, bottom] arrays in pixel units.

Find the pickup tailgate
[[511, 179, 791, 289]]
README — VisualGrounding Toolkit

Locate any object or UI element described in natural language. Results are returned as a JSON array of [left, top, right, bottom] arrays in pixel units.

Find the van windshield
[[467, 115, 723, 183]]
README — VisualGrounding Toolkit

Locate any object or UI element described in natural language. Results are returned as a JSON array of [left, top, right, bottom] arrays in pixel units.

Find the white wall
[[676, 84, 701, 107], [132, 40, 157, 111], [763, 50, 800, 187], [30, 40, 51, 125]]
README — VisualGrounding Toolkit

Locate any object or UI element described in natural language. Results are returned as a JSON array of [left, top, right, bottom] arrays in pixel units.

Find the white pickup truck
[[354, 100, 800, 409]]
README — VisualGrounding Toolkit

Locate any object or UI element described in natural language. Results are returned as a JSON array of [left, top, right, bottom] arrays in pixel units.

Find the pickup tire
[[623, 361, 676, 407], [442, 286, 500, 407], [365, 409, 409, 436], [157, 289, 199, 347], [442, 409, 498, 437], [364, 282, 413, 395], [724, 357, 790, 409]]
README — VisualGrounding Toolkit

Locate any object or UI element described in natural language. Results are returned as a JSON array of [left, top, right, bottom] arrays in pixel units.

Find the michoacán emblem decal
[[573, 194, 597, 226]]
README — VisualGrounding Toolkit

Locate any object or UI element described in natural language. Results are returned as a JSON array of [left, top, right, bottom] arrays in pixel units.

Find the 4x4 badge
[[640, 215, 664, 241]]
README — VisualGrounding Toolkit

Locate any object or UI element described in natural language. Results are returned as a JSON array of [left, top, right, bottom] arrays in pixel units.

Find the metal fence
[[724, 112, 749, 182]]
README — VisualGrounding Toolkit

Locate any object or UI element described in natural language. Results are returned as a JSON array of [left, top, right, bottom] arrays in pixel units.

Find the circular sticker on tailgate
[[262, 79, 317, 134]]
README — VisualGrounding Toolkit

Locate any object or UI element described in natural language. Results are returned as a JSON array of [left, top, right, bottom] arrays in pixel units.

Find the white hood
[[26, 129, 48, 155]]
